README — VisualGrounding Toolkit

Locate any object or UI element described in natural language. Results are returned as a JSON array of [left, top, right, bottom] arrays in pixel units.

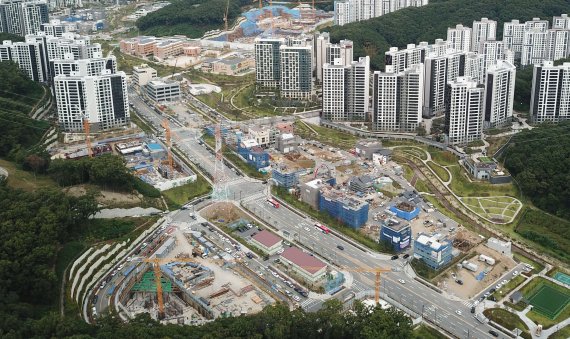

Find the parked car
[[488, 330, 499, 337], [391, 255, 399, 260], [398, 279, 405, 284], [403, 254, 410, 259]]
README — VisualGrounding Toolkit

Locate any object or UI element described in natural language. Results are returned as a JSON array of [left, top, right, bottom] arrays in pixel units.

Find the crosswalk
[[462, 300, 475, 308]]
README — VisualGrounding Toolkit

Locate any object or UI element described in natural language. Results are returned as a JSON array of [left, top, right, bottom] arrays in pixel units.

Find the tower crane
[[82, 113, 93, 158], [140, 255, 241, 320], [161, 119, 174, 173]]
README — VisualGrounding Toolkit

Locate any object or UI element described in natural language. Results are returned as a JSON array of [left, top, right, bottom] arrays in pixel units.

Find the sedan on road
[[398, 279, 406, 284]]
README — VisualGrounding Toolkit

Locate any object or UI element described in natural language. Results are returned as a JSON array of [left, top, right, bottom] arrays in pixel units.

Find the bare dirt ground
[[64, 185, 143, 206], [436, 243, 517, 299], [200, 202, 249, 225]]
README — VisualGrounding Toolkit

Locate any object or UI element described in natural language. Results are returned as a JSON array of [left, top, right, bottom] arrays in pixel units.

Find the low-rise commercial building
[[349, 175, 374, 193], [201, 57, 254, 75], [390, 201, 420, 221], [413, 233, 453, 270], [248, 126, 271, 148], [280, 247, 327, 283], [486, 237, 511, 256], [132, 64, 157, 87], [145, 79, 181, 102], [251, 230, 283, 255], [271, 165, 300, 188], [276, 133, 298, 153], [300, 178, 334, 210], [380, 220, 411, 252], [237, 142, 270, 169], [319, 187, 369, 228], [355, 140, 382, 160]]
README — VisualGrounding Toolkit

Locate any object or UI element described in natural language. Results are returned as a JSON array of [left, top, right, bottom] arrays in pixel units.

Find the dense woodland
[[503, 121, 570, 219], [136, 0, 252, 37], [0, 61, 49, 160]]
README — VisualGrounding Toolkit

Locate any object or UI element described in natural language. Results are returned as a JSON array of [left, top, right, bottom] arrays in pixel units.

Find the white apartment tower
[[45, 34, 101, 61], [334, 0, 350, 26], [333, 0, 428, 26], [0, 0, 49, 36], [314, 32, 330, 82], [0, 36, 48, 82], [384, 42, 428, 73], [322, 56, 369, 121], [484, 60, 516, 128], [464, 52, 485, 84], [40, 19, 76, 37], [279, 45, 313, 99], [372, 64, 423, 132], [326, 39, 353, 66], [553, 14, 570, 29], [347, 56, 370, 120], [444, 77, 484, 145], [422, 51, 466, 118], [481, 40, 506, 71], [471, 18, 497, 53], [530, 61, 570, 123], [322, 60, 348, 121], [50, 53, 117, 78], [54, 69, 129, 132], [255, 37, 285, 89], [447, 24, 471, 52], [503, 18, 549, 59]]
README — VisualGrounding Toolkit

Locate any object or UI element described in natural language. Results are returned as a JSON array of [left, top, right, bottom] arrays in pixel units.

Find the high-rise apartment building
[[279, 45, 313, 99], [0, 34, 48, 82], [481, 40, 507, 71], [447, 24, 471, 52], [422, 51, 466, 118], [503, 18, 549, 59], [464, 52, 485, 84], [334, 0, 350, 26], [385, 42, 428, 73], [444, 77, 484, 145], [254, 37, 285, 89], [484, 60, 516, 128], [322, 59, 348, 121], [530, 61, 570, 123], [40, 19, 76, 37], [333, 0, 428, 26], [347, 56, 370, 120], [50, 53, 116, 78], [314, 32, 329, 82], [553, 14, 570, 29], [322, 56, 369, 121], [326, 39, 353, 66], [520, 27, 570, 66], [45, 33, 101, 61], [0, 0, 48, 36], [54, 69, 129, 132], [372, 64, 423, 132], [471, 18, 497, 53]]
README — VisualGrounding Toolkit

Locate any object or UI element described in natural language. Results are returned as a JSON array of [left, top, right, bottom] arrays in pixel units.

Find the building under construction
[[319, 186, 369, 228]]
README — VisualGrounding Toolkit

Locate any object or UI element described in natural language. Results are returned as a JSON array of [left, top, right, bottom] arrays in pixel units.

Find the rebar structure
[[212, 122, 230, 200]]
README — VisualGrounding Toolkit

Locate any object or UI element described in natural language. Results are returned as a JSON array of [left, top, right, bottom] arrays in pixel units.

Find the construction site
[[210, 3, 334, 43], [118, 222, 274, 324]]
